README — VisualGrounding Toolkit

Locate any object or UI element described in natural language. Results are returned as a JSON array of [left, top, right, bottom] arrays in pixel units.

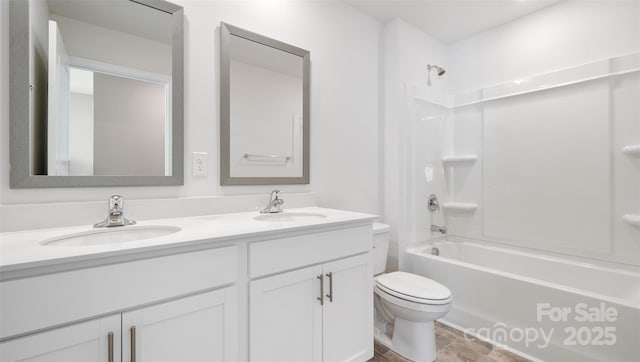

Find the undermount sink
[[41, 225, 182, 247], [253, 211, 327, 222]]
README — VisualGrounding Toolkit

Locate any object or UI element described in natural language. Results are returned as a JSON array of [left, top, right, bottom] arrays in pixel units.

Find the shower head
[[427, 64, 446, 76], [427, 64, 446, 86]]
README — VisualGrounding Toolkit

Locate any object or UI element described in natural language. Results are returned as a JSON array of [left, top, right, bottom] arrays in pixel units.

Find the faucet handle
[[109, 195, 124, 214], [427, 194, 440, 212], [95, 195, 135, 228], [270, 190, 280, 200], [260, 190, 284, 214]]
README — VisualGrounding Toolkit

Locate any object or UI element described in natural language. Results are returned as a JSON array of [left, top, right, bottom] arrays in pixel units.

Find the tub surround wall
[[441, 0, 640, 266], [442, 67, 640, 266], [385, 1, 640, 268], [0, 1, 382, 228]]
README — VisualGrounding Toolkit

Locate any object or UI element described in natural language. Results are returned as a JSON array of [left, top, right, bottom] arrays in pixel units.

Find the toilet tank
[[372, 222, 391, 275]]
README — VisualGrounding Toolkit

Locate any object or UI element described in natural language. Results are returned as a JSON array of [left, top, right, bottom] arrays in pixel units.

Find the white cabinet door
[[122, 287, 238, 362], [0, 314, 121, 362], [322, 253, 373, 362], [250, 264, 324, 362]]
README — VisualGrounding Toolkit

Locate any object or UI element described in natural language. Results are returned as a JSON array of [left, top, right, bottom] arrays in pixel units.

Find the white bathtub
[[406, 239, 640, 362]]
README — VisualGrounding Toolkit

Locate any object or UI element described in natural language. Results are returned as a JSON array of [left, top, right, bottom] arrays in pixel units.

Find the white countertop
[[0, 207, 376, 278]]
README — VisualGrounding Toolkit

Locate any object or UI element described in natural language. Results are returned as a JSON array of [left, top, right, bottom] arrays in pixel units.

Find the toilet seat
[[375, 272, 451, 305]]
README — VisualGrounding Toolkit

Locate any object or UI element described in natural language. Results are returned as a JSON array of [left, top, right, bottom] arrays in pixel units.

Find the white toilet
[[372, 222, 452, 362]]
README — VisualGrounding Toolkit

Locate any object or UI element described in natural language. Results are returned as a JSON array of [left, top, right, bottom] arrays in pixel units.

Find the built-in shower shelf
[[622, 145, 640, 157], [442, 155, 478, 165], [623, 214, 640, 227], [443, 202, 478, 212]]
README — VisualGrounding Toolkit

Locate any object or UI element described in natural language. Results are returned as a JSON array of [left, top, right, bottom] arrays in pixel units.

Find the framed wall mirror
[[9, 0, 184, 188], [220, 22, 310, 185]]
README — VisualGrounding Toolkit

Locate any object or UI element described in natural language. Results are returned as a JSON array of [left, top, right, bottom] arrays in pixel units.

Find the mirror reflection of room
[[35, 0, 172, 176], [229, 34, 304, 179]]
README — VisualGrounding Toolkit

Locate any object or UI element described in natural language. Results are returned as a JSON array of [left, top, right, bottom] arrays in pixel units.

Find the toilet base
[[392, 318, 436, 361], [374, 318, 437, 362]]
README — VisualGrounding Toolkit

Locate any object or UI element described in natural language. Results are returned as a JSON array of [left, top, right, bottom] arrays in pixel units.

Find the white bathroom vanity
[[0, 207, 375, 362]]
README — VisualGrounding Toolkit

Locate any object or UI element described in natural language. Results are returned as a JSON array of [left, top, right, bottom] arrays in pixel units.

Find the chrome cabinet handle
[[130, 326, 137, 362], [317, 274, 324, 305], [326, 272, 333, 303], [107, 332, 114, 362]]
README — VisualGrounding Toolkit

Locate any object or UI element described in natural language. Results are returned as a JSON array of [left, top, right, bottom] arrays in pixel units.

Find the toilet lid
[[375, 272, 451, 303]]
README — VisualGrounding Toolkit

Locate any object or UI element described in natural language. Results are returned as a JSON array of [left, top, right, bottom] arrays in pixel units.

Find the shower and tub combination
[[406, 239, 640, 361], [393, 51, 640, 361]]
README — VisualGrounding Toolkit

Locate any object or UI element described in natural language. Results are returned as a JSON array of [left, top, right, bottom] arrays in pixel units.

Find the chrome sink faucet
[[94, 195, 136, 228], [260, 190, 284, 214]]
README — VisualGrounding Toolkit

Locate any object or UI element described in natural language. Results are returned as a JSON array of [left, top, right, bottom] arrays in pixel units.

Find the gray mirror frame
[[9, 0, 184, 188], [220, 22, 310, 186]]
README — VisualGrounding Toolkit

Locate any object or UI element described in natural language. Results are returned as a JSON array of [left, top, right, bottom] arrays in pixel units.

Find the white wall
[[448, 1, 640, 93], [178, 0, 381, 212], [0, 1, 381, 231]]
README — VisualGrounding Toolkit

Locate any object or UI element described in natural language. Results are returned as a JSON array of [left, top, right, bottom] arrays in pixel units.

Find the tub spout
[[431, 224, 447, 234]]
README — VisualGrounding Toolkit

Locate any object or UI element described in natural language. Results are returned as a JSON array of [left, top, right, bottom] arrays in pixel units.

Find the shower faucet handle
[[427, 194, 440, 212]]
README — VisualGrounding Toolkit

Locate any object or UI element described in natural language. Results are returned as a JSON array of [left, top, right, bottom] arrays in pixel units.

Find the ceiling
[[345, 0, 560, 44]]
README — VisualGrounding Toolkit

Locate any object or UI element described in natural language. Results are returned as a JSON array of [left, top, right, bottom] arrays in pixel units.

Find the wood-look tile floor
[[369, 322, 531, 362]]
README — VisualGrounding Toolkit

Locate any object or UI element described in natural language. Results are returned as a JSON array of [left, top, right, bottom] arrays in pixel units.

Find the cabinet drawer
[[0, 246, 237, 340], [250, 225, 371, 278]]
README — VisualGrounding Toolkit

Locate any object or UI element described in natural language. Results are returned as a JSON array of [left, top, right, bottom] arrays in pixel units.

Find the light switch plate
[[192, 152, 208, 177]]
